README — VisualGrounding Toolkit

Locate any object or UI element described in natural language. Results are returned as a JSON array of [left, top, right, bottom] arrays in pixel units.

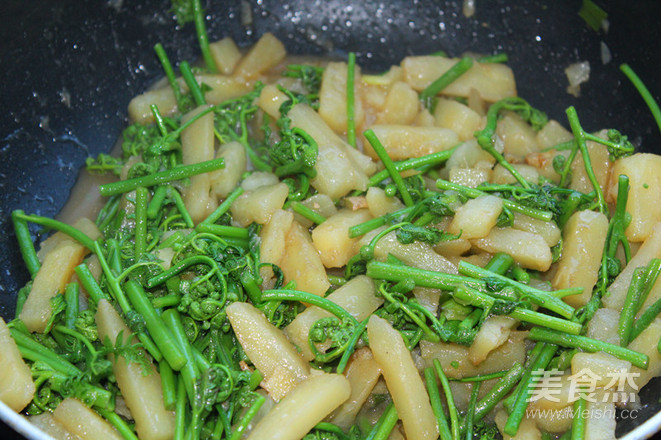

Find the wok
[[1, 0, 660, 438]]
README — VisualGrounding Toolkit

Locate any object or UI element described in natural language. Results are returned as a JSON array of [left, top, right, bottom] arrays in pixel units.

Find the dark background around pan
[[0, 0, 660, 438]]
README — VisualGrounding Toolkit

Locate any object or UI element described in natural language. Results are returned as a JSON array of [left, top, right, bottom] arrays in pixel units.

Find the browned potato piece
[[511, 212, 561, 247], [491, 164, 540, 185], [233, 33, 286, 80], [449, 167, 493, 188], [552, 210, 608, 308], [357, 227, 458, 274], [468, 316, 517, 365], [607, 153, 661, 242], [318, 62, 365, 133], [535, 119, 573, 149], [445, 139, 495, 169], [628, 320, 661, 392], [95, 300, 174, 440], [368, 315, 438, 440], [312, 209, 372, 268], [260, 209, 295, 279], [329, 348, 382, 429], [230, 182, 289, 226], [209, 37, 242, 75], [586, 308, 620, 345], [227, 302, 310, 400], [20, 218, 100, 333], [280, 222, 330, 296], [210, 141, 247, 199], [382, 81, 419, 125], [419, 331, 527, 378], [284, 276, 381, 361], [246, 373, 351, 440], [366, 187, 405, 217], [434, 98, 483, 141], [0, 317, 35, 412], [259, 85, 374, 198], [365, 125, 459, 160], [52, 398, 123, 440], [570, 134, 611, 196], [473, 227, 552, 271], [448, 195, 503, 239], [496, 112, 539, 158], [181, 105, 217, 223], [402, 56, 516, 102], [603, 222, 661, 310]]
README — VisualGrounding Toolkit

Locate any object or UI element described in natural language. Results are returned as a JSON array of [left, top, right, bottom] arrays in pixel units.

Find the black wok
[[1, 0, 660, 438]]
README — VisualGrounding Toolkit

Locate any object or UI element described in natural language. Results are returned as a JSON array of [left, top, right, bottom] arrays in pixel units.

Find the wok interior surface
[[1, 0, 660, 438]]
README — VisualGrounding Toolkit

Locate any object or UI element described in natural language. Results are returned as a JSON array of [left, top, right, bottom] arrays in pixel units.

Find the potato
[[511, 212, 561, 247], [607, 153, 661, 242], [29, 413, 77, 440], [20, 218, 100, 333], [495, 409, 542, 440], [468, 316, 517, 365], [382, 81, 419, 125], [181, 105, 217, 223], [366, 186, 405, 217], [209, 37, 242, 75], [413, 287, 442, 312], [585, 308, 620, 345], [584, 400, 616, 440], [491, 164, 540, 185], [535, 119, 573, 149], [0, 317, 35, 412], [246, 373, 350, 440], [292, 103, 373, 198], [552, 210, 608, 307], [603, 222, 661, 310], [627, 319, 661, 391], [284, 276, 381, 361], [367, 315, 438, 440], [95, 300, 174, 440], [434, 98, 483, 141], [230, 182, 289, 226], [280, 222, 330, 296], [448, 195, 503, 239], [524, 150, 564, 183], [300, 194, 338, 218], [357, 227, 458, 274], [473, 227, 552, 271], [419, 331, 527, 378], [402, 56, 516, 102], [365, 125, 459, 160], [433, 236, 472, 257], [312, 209, 372, 268], [570, 133, 612, 196], [210, 141, 247, 199], [233, 33, 286, 80], [241, 171, 279, 191], [52, 398, 123, 440], [259, 209, 294, 279], [414, 108, 436, 126], [571, 352, 631, 388], [192, 75, 251, 105], [226, 302, 310, 400], [445, 139, 495, 169], [318, 62, 365, 133], [128, 87, 177, 124], [258, 83, 291, 117], [449, 167, 492, 188], [259, 86, 374, 198], [495, 112, 539, 158]]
